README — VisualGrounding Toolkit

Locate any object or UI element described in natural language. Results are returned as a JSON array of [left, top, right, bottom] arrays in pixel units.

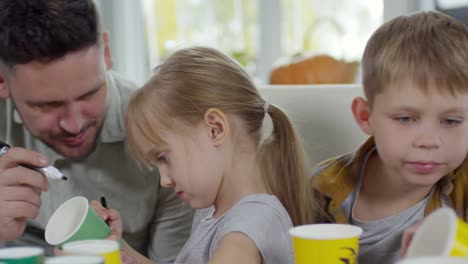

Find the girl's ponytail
[[259, 103, 317, 225]]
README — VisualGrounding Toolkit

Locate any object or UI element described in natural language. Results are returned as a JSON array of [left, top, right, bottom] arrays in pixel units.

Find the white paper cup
[[397, 256, 468, 264], [0, 247, 44, 264], [406, 208, 468, 257], [62, 240, 120, 264]]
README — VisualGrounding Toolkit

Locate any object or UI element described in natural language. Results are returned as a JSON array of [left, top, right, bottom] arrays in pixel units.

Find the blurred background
[[94, 0, 468, 86]]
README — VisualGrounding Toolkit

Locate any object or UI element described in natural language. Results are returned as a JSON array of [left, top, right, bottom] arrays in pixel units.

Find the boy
[[312, 11, 468, 264]]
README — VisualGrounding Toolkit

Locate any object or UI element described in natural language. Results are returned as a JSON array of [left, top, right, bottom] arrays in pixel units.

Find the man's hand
[[0, 147, 49, 241]]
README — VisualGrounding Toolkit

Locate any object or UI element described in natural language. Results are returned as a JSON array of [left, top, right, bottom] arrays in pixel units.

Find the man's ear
[[203, 108, 229, 146], [102, 32, 113, 70], [351, 97, 372, 135], [0, 71, 10, 99]]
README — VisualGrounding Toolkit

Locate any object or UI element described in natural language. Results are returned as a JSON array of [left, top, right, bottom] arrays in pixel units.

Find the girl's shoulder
[[227, 193, 291, 221], [215, 193, 293, 239], [211, 193, 294, 264]]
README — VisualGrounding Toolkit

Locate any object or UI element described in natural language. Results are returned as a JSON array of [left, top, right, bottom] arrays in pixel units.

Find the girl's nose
[[160, 174, 175, 188]]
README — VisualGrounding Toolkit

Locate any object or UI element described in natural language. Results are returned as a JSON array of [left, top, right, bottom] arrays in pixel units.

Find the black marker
[[101, 196, 110, 226], [0, 141, 67, 181]]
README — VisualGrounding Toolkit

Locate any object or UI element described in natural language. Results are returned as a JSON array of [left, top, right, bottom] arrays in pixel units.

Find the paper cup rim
[[289, 224, 363, 240], [397, 256, 468, 264], [45, 255, 104, 264], [45, 196, 89, 245], [62, 239, 119, 254], [406, 207, 457, 257], [0, 246, 44, 258]]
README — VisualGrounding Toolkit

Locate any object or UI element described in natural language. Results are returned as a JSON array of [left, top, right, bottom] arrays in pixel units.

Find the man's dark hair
[[0, 0, 100, 69]]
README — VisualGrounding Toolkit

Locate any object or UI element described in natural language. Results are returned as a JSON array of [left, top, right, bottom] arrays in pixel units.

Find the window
[[281, 0, 382, 61], [141, 0, 383, 83], [142, 0, 258, 68]]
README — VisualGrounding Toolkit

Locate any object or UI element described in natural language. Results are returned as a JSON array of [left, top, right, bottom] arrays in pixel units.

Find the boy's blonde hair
[[362, 11, 468, 106], [125, 47, 317, 225]]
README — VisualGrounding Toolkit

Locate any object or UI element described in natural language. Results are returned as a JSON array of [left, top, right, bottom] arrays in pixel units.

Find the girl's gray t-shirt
[[174, 193, 294, 264]]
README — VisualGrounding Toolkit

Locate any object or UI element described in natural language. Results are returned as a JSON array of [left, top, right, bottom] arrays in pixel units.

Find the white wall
[[384, 0, 435, 21], [95, 0, 149, 86]]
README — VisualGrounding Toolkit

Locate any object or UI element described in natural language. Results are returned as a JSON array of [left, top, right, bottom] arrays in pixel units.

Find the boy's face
[[359, 80, 468, 188]]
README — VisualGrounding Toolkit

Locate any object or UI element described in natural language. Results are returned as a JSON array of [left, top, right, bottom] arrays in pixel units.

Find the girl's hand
[[90, 200, 137, 264], [90, 200, 123, 241], [121, 254, 138, 264], [400, 220, 423, 257], [53, 247, 63, 256]]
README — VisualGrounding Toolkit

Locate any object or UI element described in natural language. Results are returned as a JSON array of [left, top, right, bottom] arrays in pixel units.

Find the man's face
[[1, 43, 112, 160]]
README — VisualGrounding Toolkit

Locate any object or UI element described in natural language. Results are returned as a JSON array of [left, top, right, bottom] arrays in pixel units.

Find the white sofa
[[258, 84, 368, 168]]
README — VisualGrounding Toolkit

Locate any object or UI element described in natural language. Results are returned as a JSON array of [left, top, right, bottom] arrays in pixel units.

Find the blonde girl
[[93, 47, 318, 264]]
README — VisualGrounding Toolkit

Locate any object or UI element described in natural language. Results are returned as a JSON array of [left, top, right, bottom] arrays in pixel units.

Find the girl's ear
[[0, 71, 10, 99], [351, 97, 372, 135], [203, 108, 229, 146]]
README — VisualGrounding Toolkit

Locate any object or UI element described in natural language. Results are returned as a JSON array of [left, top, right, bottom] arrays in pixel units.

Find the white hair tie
[[263, 101, 270, 113]]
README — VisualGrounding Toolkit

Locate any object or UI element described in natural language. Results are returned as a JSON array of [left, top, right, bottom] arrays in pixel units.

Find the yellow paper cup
[[397, 256, 468, 264], [62, 240, 121, 264], [290, 224, 363, 264], [0, 247, 44, 264], [45, 196, 111, 247], [45, 256, 104, 264], [406, 207, 468, 257]]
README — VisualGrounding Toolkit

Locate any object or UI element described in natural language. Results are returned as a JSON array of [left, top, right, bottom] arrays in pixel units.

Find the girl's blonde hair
[[125, 47, 317, 225]]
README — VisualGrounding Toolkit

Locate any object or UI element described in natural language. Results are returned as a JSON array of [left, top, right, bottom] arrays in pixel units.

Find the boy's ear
[[351, 97, 372, 135], [203, 108, 228, 146], [0, 71, 10, 99]]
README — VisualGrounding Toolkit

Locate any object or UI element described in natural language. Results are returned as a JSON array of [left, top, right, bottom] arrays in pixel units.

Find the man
[[0, 0, 193, 262]]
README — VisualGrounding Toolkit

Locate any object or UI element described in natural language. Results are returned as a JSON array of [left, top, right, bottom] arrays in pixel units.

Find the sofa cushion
[[259, 84, 367, 168]]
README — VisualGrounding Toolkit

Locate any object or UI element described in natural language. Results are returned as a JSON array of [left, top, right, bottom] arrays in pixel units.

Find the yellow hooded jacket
[[312, 137, 468, 223]]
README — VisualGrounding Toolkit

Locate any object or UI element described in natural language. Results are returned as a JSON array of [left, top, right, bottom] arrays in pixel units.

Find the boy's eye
[[442, 118, 462, 126], [394, 116, 414, 123]]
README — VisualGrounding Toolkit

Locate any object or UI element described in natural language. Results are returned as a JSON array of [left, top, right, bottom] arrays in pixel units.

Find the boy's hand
[[400, 220, 423, 257]]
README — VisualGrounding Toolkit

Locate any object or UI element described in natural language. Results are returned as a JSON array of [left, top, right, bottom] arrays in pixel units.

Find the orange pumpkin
[[269, 55, 359, 84]]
